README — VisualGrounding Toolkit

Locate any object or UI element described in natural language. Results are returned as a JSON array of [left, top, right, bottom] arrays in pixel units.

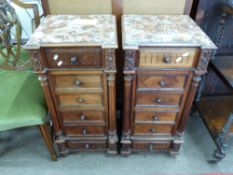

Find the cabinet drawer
[[64, 126, 105, 136], [45, 47, 102, 68], [54, 74, 102, 93], [60, 111, 105, 124], [137, 74, 186, 90], [58, 93, 103, 108], [136, 92, 182, 107], [139, 48, 198, 68], [135, 112, 176, 124], [67, 141, 107, 151], [132, 142, 171, 151], [134, 124, 173, 135]]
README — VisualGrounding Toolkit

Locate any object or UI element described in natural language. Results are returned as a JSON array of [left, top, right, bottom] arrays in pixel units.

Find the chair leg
[[38, 124, 57, 161]]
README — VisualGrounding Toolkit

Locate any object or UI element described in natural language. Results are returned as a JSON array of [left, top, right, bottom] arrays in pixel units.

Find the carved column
[[171, 49, 214, 156], [104, 49, 117, 154], [107, 74, 118, 154], [121, 50, 137, 155], [29, 50, 68, 155]]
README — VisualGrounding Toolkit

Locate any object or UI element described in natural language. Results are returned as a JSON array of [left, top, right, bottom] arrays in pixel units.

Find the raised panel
[[58, 93, 104, 108], [136, 92, 182, 107], [139, 48, 198, 68], [63, 126, 106, 136], [135, 112, 177, 124], [134, 124, 174, 135]]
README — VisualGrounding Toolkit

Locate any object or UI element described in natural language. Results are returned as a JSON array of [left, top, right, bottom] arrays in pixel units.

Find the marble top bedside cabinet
[[121, 15, 217, 156], [25, 15, 118, 155]]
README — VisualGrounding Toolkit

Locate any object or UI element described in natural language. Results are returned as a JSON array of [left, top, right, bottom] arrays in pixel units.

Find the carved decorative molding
[[29, 50, 44, 72], [124, 50, 136, 71], [105, 49, 116, 71], [195, 49, 214, 76]]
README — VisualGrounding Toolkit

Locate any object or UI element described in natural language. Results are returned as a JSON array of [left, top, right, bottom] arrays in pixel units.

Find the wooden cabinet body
[[121, 15, 217, 155], [26, 15, 118, 155]]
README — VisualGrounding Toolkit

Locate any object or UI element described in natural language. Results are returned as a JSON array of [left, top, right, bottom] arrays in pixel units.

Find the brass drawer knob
[[155, 98, 162, 103], [80, 114, 86, 120], [85, 144, 90, 149], [159, 80, 165, 87], [163, 56, 171, 64], [75, 80, 81, 86], [70, 56, 78, 64], [82, 129, 88, 135], [77, 98, 84, 103], [153, 116, 160, 121], [149, 128, 156, 133]]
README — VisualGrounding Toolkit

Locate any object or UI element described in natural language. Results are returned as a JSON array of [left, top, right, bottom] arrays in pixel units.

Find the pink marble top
[[25, 15, 118, 49], [122, 15, 217, 50]]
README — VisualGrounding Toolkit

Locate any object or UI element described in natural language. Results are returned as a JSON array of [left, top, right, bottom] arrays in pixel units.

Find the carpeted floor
[[0, 114, 233, 175]]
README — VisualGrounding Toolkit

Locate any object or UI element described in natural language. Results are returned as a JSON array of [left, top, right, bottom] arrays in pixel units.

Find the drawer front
[[136, 92, 182, 106], [54, 74, 102, 92], [63, 126, 105, 136], [135, 112, 177, 123], [45, 47, 102, 68], [134, 124, 173, 135], [66, 141, 107, 151], [137, 74, 186, 90], [139, 48, 198, 68], [61, 111, 105, 123], [132, 142, 171, 151], [58, 93, 103, 108]]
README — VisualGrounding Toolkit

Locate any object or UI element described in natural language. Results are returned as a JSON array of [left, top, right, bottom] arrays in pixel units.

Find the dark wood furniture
[[25, 15, 118, 155], [121, 15, 216, 155], [197, 56, 233, 162], [194, 0, 233, 162], [194, 0, 233, 98]]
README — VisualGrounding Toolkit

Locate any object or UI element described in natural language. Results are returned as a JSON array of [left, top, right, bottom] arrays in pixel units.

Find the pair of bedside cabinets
[[25, 15, 216, 156]]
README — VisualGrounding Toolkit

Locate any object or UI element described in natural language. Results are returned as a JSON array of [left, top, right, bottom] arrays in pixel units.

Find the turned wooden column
[[121, 50, 137, 155], [171, 49, 215, 156], [104, 49, 118, 154]]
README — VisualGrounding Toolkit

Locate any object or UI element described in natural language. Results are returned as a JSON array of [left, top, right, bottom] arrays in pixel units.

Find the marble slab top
[[25, 15, 118, 49], [122, 15, 217, 50]]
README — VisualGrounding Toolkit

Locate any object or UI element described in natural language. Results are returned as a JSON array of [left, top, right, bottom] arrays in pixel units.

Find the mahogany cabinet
[[121, 15, 217, 156], [25, 15, 118, 155]]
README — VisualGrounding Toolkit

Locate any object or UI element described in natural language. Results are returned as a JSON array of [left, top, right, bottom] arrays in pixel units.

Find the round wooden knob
[[82, 129, 88, 135], [149, 128, 156, 133], [70, 56, 78, 64], [149, 144, 154, 151], [77, 98, 84, 103], [159, 80, 165, 87], [155, 98, 162, 103], [80, 114, 85, 120], [153, 116, 160, 121], [163, 56, 171, 64], [75, 80, 81, 86], [85, 144, 90, 149]]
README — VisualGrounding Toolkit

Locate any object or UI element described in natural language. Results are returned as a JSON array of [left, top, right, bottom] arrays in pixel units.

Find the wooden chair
[[41, 0, 113, 15], [0, 0, 56, 160]]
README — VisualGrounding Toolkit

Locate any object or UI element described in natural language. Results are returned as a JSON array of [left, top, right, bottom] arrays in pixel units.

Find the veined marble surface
[[25, 15, 118, 49], [122, 15, 217, 50]]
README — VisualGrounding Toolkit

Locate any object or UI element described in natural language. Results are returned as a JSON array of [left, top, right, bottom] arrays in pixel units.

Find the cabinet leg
[[170, 132, 184, 157], [54, 135, 69, 156], [121, 131, 131, 156], [107, 131, 118, 155]]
